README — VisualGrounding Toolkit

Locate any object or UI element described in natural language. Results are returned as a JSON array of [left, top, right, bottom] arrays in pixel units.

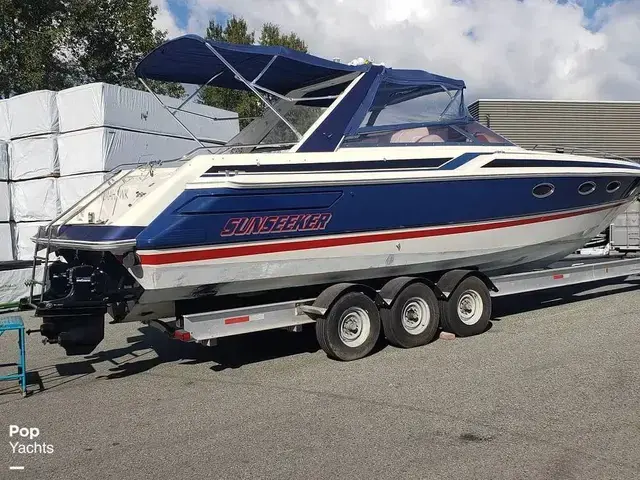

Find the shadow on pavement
[[40, 324, 319, 389], [0, 368, 45, 398], [492, 278, 640, 320], [95, 324, 320, 377]]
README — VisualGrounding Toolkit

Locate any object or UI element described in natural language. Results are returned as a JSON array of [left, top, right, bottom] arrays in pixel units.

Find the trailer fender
[[300, 283, 381, 319], [437, 269, 498, 300], [379, 276, 446, 307]]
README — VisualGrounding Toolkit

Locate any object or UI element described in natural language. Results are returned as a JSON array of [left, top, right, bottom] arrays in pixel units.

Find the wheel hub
[[457, 290, 483, 325], [338, 307, 371, 347], [343, 317, 360, 338], [401, 298, 431, 335]]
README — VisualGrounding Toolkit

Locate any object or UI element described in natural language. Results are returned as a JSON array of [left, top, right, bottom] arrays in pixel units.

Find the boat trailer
[[141, 255, 640, 361]]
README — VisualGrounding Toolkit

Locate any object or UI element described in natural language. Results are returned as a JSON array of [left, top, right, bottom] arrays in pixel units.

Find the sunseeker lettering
[[221, 213, 332, 237]]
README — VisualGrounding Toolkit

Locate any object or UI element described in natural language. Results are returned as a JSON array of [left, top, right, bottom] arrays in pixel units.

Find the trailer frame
[[153, 254, 640, 353]]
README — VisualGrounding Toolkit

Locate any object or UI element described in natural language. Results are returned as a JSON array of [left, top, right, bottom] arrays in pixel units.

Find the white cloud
[[166, 0, 640, 101], [152, 0, 185, 38]]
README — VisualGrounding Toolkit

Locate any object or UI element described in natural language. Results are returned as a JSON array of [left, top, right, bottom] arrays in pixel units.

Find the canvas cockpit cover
[[135, 34, 470, 144], [135, 35, 466, 105], [135, 34, 367, 103], [369, 68, 466, 109]]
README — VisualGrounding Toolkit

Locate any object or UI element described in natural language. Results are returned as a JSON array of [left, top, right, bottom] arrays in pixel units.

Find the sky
[[151, 0, 640, 101]]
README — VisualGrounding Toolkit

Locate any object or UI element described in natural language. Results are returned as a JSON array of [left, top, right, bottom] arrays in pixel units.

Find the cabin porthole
[[606, 181, 621, 193], [532, 183, 555, 199], [578, 181, 596, 196]]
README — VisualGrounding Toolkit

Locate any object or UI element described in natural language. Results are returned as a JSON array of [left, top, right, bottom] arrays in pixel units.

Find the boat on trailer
[[25, 34, 640, 359]]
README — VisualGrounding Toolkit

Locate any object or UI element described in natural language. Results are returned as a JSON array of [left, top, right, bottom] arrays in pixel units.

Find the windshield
[[261, 104, 326, 146], [360, 81, 466, 131], [208, 101, 327, 155], [206, 76, 355, 155], [341, 121, 513, 148], [340, 80, 512, 148]]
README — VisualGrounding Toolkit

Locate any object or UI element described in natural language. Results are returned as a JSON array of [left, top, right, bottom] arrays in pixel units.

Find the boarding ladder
[[24, 165, 144, 307]]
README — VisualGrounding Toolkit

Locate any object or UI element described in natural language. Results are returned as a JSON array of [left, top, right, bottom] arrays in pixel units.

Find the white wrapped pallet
[[5, 90, 58, 139], [9, 134, 59, 180], [56, 82, 239, 142], [58, 127, 204, 176], [58, 172, 108, 211], [0, 141, 8, 180], [0, 264, 43, 305], [0, 100, 8, 140], [12, 221, 48, 260], [0, 223, 13, 261], [10, 178, 59, 222], [161, 96, 239, 142], [0, 182, 9, 222]]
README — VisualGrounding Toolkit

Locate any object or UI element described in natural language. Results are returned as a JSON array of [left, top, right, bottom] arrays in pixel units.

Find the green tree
[[200, 17, 314, 131], [259, 23, 307, 51], [200, 16, 261, 128], [258, 23, 322, 144], [207, 16, 255, 45], [0, 0, 70, 97], [0, 0, 183, 98]]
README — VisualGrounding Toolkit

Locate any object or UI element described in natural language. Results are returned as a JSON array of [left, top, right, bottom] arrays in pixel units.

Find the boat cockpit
[[134, 34, 514, 158]]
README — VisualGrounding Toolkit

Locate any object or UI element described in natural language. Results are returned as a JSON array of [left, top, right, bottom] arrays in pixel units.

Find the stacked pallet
[[56, 83, 238, 212], [0, 140, 10, 262], [0, 83, 239, 306], [2, 90, 61, 262]]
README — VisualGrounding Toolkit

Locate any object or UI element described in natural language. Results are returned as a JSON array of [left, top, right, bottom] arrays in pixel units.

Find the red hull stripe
[[138, 203, 622, 266]]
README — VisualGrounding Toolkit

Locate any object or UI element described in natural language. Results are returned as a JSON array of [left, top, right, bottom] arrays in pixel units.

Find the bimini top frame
[[134, 34, 468, 154]]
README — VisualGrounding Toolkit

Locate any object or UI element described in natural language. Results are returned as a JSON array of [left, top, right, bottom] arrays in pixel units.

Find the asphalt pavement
[[1, 278, 639, 479]]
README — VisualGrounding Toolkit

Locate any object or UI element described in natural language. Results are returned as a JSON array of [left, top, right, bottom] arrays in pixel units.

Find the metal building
[[468, 99, 640, 161], [469, 99, 640, 251]]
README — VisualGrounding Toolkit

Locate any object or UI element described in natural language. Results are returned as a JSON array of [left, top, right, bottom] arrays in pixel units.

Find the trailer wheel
[[316, 292, 381, 361], [440, 276, 491, 337], [381, 283, 439, 348]]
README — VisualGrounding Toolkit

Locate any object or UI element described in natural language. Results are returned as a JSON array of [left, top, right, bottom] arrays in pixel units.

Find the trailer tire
[[381, 283, 439, 348], [440, 276, 491, 337], [316, 292, 381, 361]]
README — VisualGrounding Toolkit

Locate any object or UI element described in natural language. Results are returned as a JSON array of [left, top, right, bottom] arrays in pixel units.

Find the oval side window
[[606, 181, 621, 193], [533, 183, 555, 198], [578, 181, 596, 196]]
